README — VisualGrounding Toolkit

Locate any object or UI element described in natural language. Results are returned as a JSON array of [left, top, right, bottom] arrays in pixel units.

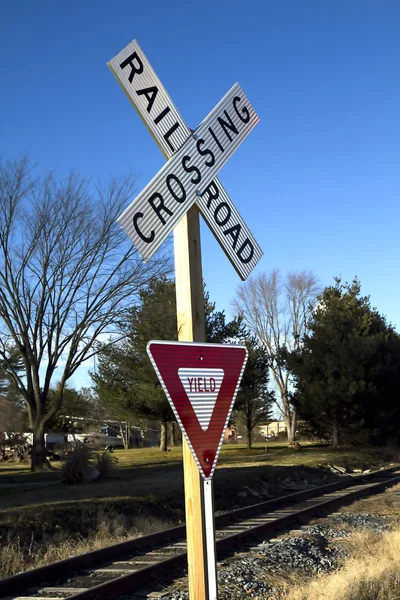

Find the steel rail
[[55, 472, 400, 600], [1, 466, 399, 599]]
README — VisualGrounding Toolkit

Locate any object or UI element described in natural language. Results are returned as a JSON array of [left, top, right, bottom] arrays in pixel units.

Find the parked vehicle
[[67, 433, 124, 449]]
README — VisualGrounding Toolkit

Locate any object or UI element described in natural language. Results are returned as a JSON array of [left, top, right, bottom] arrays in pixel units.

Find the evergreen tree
[[92, 277, 241, 450], [285, 278, 400, 446], [234, 336, 274, 448]]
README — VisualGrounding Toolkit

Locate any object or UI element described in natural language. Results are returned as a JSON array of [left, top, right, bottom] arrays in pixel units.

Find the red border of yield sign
[[147, 341, 248, 479]]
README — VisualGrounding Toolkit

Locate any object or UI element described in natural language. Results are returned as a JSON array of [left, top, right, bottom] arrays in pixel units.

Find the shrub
[[61, 443, 91, 484], [95, 451, 118, 477]]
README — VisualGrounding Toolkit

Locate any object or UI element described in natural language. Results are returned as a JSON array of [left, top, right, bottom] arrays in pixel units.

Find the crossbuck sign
[[108, 40, 262, 280], [108, 40, 261, 600]]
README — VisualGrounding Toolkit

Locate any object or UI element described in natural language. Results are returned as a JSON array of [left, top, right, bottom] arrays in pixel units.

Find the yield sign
[[147, 341, 248, 479]]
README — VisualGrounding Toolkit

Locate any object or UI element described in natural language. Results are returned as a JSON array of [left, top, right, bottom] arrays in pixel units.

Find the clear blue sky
[[1, 1, 400, 385]]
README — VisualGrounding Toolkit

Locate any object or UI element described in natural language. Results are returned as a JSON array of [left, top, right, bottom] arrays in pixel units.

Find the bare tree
[[233, 269, 319, 443], [0, 156, 170, 471]]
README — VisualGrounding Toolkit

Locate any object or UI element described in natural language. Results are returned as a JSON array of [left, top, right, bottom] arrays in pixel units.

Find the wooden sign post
[[108, 39, 261, 599], [175, 208, 213, 598]]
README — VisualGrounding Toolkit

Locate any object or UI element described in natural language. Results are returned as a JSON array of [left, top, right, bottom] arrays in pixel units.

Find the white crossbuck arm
[[108, 40, 263, 280]]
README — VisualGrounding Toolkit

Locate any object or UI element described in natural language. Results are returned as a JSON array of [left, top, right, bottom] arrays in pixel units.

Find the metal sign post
[[108, 39, 260, 600], [147, 341, 248, 600]]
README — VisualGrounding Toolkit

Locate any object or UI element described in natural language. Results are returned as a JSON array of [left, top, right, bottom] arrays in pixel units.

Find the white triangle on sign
[[178, 368, 224, 431]]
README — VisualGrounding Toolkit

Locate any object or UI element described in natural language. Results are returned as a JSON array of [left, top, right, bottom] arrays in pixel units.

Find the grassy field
[[0, 442, 397, 511], [0, 442, 398, 578], [0, 442, 398, 509], [1, 440, 396, 478]]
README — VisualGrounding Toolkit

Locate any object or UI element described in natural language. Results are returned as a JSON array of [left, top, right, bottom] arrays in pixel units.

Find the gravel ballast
[[165, 509, 396, 600]]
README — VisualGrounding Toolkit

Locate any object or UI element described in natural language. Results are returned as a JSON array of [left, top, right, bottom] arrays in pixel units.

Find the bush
[[61, 444, 91, 484], [95, 451, 118, 477], [61, 445, 118, 484]]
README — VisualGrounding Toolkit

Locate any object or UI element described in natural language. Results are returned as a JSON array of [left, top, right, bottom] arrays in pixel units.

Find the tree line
[[90, 276, 273, 451], [236, 272, 400, 446], [1, 156, 399, 471], [0, 157, 273, 468]]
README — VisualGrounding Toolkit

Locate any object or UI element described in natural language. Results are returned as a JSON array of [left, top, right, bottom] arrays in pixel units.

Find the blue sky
[[1, 1, 400, 387]]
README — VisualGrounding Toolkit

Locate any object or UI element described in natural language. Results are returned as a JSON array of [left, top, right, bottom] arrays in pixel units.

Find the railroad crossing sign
[[108, 39, 261, 600], [108, 39, 262, 280], [147, 341, 248, 479]]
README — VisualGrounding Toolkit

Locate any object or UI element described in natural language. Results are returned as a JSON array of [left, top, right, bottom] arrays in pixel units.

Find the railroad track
[[2, 466, 400, 600]]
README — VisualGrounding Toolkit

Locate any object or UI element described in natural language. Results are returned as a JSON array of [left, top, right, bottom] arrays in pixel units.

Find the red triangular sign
[[147, 341, 248, 479]]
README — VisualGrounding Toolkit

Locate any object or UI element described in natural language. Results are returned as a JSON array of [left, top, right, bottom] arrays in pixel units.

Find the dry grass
[[282, 484, 400, 599], [0, 508, 173, 578], [335, 482, 400, 522], [286, 526, 400, 600], [0, 445, 398, 582]]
